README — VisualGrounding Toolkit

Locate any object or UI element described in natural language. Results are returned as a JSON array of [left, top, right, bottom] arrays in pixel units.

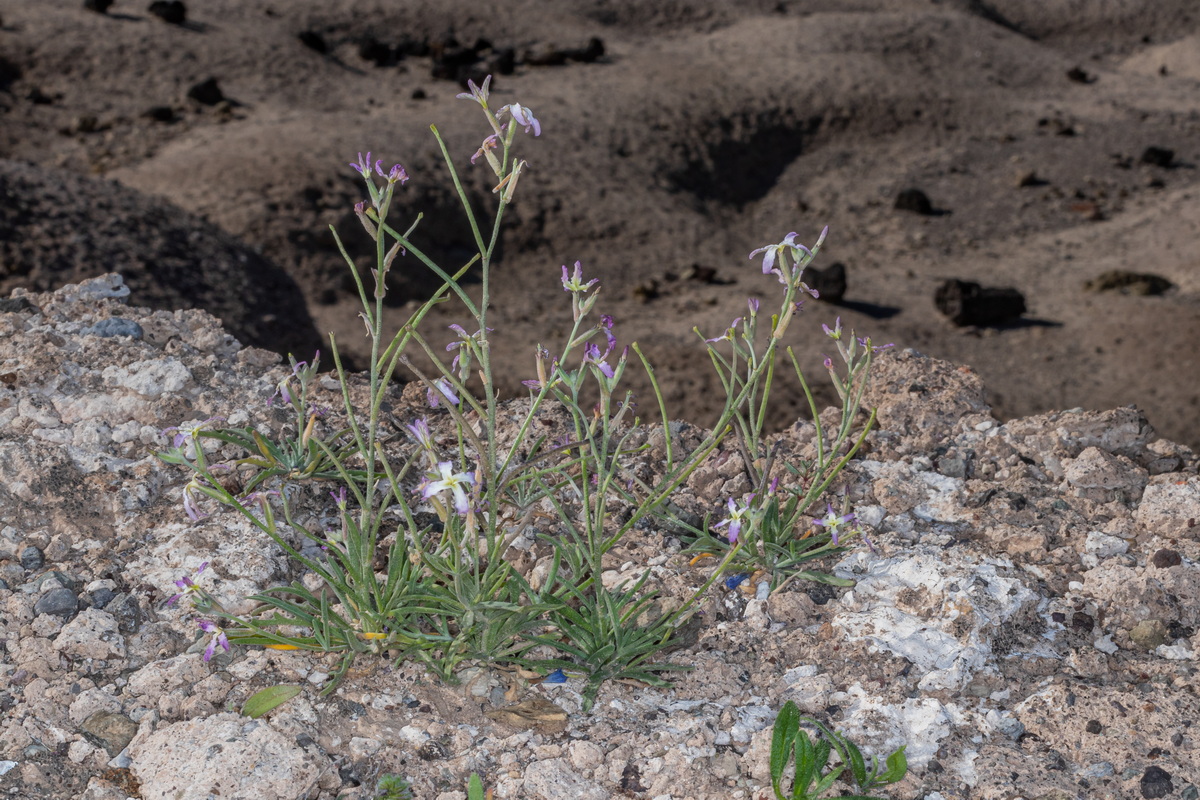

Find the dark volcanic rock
[[934, 279, 1027, 326], [1084, 270, 1174, 295], [186, 77, 224, 106], [1140, 146, 1175, 168], [806, 261, 847, 303], [894, 188, 934, 215], [148, 1, 186, 25]]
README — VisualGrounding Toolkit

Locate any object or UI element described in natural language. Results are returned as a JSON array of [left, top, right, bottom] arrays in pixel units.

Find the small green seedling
[[769, 701, 907, 800]]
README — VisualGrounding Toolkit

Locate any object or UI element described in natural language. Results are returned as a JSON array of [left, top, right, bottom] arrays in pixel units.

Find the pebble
[[82, 318, 145, 339], [1140, 765, 1174, 799], [80, 710, 140, 757], [19, 545, 44, 570], [34, 586, 79, 617], [1150, 548, 1182, 568], [90, 586, 117, 608]]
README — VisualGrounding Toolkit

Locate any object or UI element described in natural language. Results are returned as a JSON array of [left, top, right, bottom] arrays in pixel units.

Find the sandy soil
[[1, 0, 1198, 447]]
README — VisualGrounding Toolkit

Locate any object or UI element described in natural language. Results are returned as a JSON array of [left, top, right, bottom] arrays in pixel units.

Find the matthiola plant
[[156, 74, 886, 709]]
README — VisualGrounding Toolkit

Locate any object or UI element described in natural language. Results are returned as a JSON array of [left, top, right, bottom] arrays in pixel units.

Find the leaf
[[879, 746, 908, 784], [466, 773, 485, 800], [841, 736, 868, 787], [241, 685, 302, 718], [771, 701, 800, 796]]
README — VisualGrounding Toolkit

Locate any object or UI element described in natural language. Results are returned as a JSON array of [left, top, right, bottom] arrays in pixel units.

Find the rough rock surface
[[0, 276, 1197, 800]]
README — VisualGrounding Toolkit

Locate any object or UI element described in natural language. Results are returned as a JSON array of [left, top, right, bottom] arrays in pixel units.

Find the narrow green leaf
[[241, 684, 302, 718], [771, 701, 800, 794], [842, 736, 868, 786], [466, 773, 485, 800]]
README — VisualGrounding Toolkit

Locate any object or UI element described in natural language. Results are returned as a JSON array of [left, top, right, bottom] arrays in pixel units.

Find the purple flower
[[427, 378, 460, 408], [422, 462, 476, 514], [330, 487, 348, 511], [749, 232, 807, 275], [182, 479, 209, 521], [471, 133, 501, 166], [561, 261, 599, 294], [197, 619, 230, 661], [455, 75, 492, 105], [858, 336, 895, 354], [167, 562, 208, 607], [350, 151, 374, 178], [705, 317, 742, 344], [163, 417, 225, 448], [813, 503, 856, 546], [822, 317, 842, 341], [822, 355, 834, 370], [407, 418, 434, 450], [748, 297, 760, 314], [713, 495, 754, 544], [499, 103, 541, 136], [583, 342, 615, 379]]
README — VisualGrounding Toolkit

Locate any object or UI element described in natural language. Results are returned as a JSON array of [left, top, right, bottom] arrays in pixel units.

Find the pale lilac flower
[[350, 151, 374, 178], [583, 342, 615, 379], [748, 297, 760, 314], [182, 478, 209, 521], [499, 103, 541, 136], [407, 418, 434, 450], [857, 336, 895, 353], [427, 378, 460, 408], [749, 232, 807, 275], [561, 261, 599, 293], [471, 133, 501, 165], [197, 619, 230, 661], [455, 75, 492, 105], [163, 417, 225, 448], [813, 503, 856, 546], [713, 495, 755, 544], [822, 355, 834, 370], [705, 317, 742, 343], [822, 317, 843, 340], [330, 487, 348, 510], [422, 462, 476, 514], [167, 562, 208, 607]]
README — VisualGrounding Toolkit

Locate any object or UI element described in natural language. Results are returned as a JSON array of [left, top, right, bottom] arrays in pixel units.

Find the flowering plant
[[157, 74, 885, 708]]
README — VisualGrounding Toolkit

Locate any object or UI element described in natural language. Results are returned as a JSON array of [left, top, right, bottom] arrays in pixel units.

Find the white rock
[[54, 608, 126, 660], [129, 713, 327, 800], [102, 358, 192, 398]]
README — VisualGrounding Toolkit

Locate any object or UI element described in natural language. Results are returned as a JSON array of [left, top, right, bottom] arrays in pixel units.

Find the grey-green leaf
[[241, 684, 302, 718]]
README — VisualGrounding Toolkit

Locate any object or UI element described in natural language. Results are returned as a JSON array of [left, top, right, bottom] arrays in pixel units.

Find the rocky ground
[[0, 275, 1197, 800]]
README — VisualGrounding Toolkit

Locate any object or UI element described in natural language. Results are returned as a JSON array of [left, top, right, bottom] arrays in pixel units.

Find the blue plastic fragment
[[724, 573, 750, 591], [543, 669, 567, 684]]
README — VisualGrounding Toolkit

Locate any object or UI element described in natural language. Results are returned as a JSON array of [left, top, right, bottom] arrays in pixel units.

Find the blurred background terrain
[[1, 0, 1198, 447]]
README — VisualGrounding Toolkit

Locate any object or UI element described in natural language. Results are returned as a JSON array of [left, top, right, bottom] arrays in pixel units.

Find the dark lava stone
[[90, 587, 117, 609], [806, 261, 847, 303], [894, 188, 934, 215], [0, 297, 36, 313], [935, 279, 1026, 326], [148, 1, 186, 25], [34, 587, 79, 618], [141, 105, 177, 123], [1140, 765, 1173, 799], [1085, 720, 1103, 734], [82, 317, 144, 339], [83, 0, 114, 12], [187, 77, 224, 106], [1140, 147, 1174, 168], [19, 546, 44, 570], [298, 30, 327, 54], [1151, 549, 1182, 568]]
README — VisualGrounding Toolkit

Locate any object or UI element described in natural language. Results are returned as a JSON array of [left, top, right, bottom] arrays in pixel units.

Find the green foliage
[[769, 701, 908, 800], [157, 73, 885, 706], [240, 684, 302, 718], [373, 774, 414, 800]]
